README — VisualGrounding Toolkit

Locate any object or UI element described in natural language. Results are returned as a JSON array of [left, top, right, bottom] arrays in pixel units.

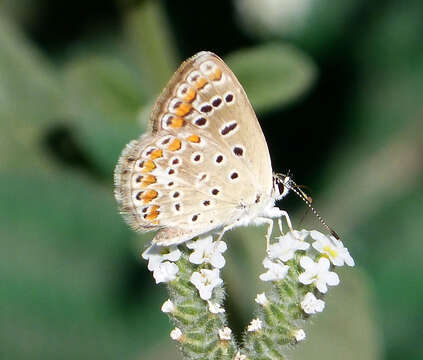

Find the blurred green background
[[1, 0, 422, 359]]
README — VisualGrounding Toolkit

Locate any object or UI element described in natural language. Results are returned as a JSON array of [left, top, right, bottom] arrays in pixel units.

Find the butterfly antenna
[[285, 177, 340, 240]]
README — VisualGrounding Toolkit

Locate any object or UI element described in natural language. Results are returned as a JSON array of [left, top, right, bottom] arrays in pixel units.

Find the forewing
[[150, 51, 273, 194]]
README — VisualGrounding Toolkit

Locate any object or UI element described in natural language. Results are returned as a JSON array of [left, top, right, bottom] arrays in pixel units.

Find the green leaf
[[225, 44, 317, 113], [123, 0, 178, 93], [0, 15, 64, 172], [64, 55, 149, 176]]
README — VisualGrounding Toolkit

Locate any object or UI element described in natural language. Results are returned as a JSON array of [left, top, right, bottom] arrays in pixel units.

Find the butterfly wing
[[114, 52, 274, 245], [150, 52, 273, 192]]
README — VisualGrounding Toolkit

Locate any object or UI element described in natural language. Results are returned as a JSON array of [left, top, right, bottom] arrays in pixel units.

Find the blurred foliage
[[225, 44, 316, 113], [1, 0, 422, 359]]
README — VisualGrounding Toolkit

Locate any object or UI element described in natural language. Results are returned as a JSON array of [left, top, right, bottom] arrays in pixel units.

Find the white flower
[[300, 292, 325, 314], [170, 327, 183, 341], [208, 301, 225, 314], [152, 261, 179, 284], [311, 230, 355, 267], [190, 268, 223, 300], [269, 230, 310, 262], [293, 329, 306, 342], [255, 292, 269, 306], [187, 236, 227, 268], [298, 256, 340, 293], [218, 327, 232, 340], [259, 258, 289, 281], [141, 244, 180, 283], [234, 352, 247, 360], [161, 299, 175, 313], [142, 244, 181, 271], [247, 318, 262, 332]]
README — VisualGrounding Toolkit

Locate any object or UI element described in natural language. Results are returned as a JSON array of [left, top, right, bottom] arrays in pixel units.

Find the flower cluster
[[187, 236, 227, 300], [142, 236, 227, 299], [142, 227, 355, 354], [260, 229, 353, 286], [257, 229, 354, 338], [142, 236, 229, 345]]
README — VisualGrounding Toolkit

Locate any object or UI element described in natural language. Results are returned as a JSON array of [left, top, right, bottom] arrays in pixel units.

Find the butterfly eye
[[277, 181, 285, 196]]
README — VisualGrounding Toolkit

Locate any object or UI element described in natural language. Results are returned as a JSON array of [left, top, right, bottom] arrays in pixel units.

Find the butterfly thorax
[[230, 173, 290, 228], [231, 194, 274, 227]]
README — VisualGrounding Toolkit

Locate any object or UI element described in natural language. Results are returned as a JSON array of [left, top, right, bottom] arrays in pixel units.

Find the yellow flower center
[[323, 245, 338, 258]]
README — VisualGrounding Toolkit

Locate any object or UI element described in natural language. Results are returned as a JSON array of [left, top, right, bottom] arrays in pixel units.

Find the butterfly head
[[272, 173, 292, 201]]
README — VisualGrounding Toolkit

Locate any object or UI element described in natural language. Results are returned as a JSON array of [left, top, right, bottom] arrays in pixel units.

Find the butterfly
[[114, 51, 295, 246]]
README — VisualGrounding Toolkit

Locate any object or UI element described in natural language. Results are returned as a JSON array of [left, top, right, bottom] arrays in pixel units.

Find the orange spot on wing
[[168, 138, 182, 151], [141, 159, 156, 173], [174, 102, 192, 117], [194, 77, 208, 90], [186, 134, 200, 143], [142, 189, 158, 203], [168, 116, 184, 128], [146, 205, 160, 221], [150, 149, 163, 159], [183, 87, 196, 102], [209, 68, 222, 81], [141, 174, 157, 188]]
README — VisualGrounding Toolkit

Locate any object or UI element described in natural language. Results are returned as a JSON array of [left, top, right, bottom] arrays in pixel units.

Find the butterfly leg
[[253, 217, 274, 254], [264, 218, 274, 254], [277, 210, 294, 235], [264, 207, 294, 235]]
